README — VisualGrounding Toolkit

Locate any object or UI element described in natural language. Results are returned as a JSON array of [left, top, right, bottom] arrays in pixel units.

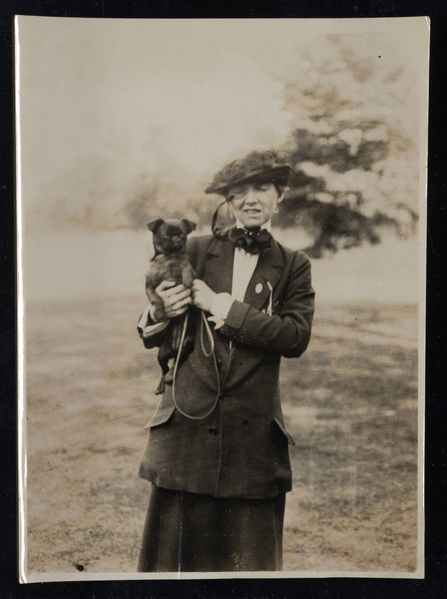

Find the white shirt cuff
[[209, 292, 234, 329], [137, 304, 152, 329], [211, 293, 234, 320], [137, 304, 168, 337]]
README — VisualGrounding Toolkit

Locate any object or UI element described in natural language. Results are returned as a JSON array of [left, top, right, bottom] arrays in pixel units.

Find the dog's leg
[[155, 376, 165, 395], [181, 263, 195, 290], [163, 317, 183, 385], [156, 338, 172, 395], [146, 284, 165, 323]]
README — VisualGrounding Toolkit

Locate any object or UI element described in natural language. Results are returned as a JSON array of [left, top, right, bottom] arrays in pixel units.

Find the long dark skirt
[[137, 484, 286, 572]]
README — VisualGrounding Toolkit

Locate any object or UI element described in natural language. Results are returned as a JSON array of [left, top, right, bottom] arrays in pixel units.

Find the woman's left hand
[[191, 279, 217, 312]]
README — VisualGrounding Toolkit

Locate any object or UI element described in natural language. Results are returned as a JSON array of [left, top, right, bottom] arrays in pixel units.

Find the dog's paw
[[155, 375, 165, 395], [182, 272, 194, 289]]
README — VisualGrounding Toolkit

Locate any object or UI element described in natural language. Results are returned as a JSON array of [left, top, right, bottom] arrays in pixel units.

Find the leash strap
[[200, 311, 215, 357], [171, 310, 221, 420]]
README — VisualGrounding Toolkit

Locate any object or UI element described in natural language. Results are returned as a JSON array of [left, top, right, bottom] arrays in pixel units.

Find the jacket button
[[209, 428, 218, 436], [243, 420, 249, 426]]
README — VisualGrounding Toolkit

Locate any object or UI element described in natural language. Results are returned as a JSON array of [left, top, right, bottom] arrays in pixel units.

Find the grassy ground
[[24, 296, 419, 575]]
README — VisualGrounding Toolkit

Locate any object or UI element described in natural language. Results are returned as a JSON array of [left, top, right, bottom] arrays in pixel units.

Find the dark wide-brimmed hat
[[205, 149, 291, 196]]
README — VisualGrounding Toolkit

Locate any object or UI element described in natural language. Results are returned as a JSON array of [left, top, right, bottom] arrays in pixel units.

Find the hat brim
[[205, 164, 291, 195]]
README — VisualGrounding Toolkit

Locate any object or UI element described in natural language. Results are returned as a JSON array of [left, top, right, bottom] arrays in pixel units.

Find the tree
[[275, 34, 420, 257]]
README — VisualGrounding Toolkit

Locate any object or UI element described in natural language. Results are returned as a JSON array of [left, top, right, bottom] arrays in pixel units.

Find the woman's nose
[[244, 189, 258, 204]]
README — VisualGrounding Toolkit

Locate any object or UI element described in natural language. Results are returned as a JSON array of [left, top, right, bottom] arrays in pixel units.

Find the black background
[[1, 1, 446, 598]]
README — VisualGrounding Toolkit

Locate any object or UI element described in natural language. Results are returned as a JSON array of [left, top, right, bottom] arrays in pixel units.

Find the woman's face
[[227, 181, 283, 229]]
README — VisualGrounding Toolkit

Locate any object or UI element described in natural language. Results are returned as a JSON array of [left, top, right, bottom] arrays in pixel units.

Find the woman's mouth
[[244, 209, 261, 214]]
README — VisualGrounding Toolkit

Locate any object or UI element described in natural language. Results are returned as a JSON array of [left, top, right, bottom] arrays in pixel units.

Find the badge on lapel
[[261, 281, 274, 316]]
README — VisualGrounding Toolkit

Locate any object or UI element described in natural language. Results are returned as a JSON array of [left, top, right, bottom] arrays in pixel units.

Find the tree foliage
[[274, 34, 420, 257]]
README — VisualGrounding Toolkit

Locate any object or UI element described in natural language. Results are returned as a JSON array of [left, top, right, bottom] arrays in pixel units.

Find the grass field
[[24, 296, 419, 575]]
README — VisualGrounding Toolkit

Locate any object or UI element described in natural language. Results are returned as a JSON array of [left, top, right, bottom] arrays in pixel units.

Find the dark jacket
[[138, 234, 315, 499]]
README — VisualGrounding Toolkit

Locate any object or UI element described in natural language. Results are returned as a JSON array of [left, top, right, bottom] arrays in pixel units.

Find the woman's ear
[[278, 185, 289, 203], [274, 184, 287, 203]]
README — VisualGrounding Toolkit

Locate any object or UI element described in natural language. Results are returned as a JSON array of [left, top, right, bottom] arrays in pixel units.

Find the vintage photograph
[[16, 17, 428, 581]]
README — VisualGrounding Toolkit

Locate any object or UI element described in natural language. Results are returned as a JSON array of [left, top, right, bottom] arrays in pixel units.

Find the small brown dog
[[146, 218, 197, 394]]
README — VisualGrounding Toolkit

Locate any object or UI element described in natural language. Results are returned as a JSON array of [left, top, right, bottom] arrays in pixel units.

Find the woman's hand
[[156, 281, 191, 320], [191, 279, 217, 312]]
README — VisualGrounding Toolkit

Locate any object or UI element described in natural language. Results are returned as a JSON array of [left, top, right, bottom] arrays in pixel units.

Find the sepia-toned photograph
[[16, 16, 428, 582]]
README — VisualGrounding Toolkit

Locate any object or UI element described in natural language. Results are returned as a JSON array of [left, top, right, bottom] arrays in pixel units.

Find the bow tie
[[226, 226, 273, 255]]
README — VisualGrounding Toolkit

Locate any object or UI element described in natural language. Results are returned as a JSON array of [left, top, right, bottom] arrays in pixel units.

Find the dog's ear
[[147, 219, 165, 234], [181, 219, 197, 235]]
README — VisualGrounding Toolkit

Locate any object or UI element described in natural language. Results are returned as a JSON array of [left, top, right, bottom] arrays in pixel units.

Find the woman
[[136, 149, 315, 572]]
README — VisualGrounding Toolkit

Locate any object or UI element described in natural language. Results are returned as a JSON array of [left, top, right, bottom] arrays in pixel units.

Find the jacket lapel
[[203, 237, 285, 310], [243, 240, 284, 312], [201, 237, 284, 359], [203, 237, 235, 294]]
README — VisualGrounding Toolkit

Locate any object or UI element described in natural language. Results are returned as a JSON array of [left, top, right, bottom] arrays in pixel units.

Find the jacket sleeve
[[219, 251, 315, 358], [137, 305, 170, 349]]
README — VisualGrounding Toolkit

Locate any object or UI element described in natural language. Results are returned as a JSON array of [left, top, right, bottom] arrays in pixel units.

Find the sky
[[15, 17, 428, 301]]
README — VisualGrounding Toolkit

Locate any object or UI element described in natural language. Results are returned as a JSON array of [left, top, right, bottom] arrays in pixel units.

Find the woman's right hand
[[156, 280, 191, 320]]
